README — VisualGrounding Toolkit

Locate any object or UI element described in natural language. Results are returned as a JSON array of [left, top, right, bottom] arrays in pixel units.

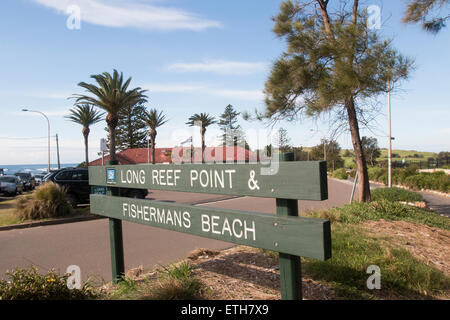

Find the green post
[[276, 152, 302, 300], [106, 160, 125, 285]]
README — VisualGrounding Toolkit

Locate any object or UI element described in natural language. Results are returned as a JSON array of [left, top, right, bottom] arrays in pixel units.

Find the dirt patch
[[362, 219, 450, 275], [187, 246, 337, 300]]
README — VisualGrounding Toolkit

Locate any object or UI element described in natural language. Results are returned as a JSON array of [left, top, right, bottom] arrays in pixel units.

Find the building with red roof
[[89, 146, 259, 166]]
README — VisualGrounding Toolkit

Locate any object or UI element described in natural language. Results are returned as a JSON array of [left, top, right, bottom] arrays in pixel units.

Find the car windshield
[[43, 172, 52, 180], [0, 177, 16, 183]]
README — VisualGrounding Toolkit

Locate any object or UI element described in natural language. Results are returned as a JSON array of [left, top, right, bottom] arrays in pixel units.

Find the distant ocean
[[0, 164, 78, 175]]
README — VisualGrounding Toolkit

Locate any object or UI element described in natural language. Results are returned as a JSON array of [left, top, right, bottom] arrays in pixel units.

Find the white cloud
[[144, 83, 207, 93], [209, 89, 264, 101], [28, 92, 73, 100], [32, 0, 222, 31], [12, 108, 70, 118], [168, 60, 268, 75], [143, 82, 264, 101]]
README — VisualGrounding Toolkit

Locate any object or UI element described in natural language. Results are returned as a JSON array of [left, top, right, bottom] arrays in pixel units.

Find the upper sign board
[[88, 162, 328, 201]]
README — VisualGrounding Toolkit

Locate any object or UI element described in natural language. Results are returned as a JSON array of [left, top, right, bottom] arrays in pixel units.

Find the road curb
[[0, 214, 106, 232], [0, 196, 243, 232]]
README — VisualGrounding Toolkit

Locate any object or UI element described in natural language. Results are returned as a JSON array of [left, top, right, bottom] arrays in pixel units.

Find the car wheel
[[66, 194, 78, 208]]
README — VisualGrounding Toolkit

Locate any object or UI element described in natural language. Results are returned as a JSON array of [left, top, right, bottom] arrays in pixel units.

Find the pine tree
[[276, 128, 292, 153], [217, 104, 245, 147], [105, 103, 148, 152], [260, 0, 413, 202], [403, 0, 450, 33]]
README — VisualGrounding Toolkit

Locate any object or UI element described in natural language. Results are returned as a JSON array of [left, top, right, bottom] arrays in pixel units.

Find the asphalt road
[[0, 178, 447, 283]]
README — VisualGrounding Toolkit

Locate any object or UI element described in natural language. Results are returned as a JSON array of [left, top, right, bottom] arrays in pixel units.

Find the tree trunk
[[345, 96, 371, 202], [106, 114, 119, 163], [201, 127, 206, 163], [109, 126, 117, 162], [82, 126, 90, 166], [151, 132, 156, 165], [84, 133, 89, 166]]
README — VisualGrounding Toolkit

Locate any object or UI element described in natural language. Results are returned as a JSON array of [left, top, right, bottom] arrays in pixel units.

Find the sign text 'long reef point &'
[[88, 162, 328, 201]]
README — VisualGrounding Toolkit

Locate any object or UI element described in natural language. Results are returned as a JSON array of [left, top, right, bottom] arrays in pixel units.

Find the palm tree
[[142, 109, 168, 164], [186, 113, 216, 163], [72, 70, 147, 163], [65, 104, 104, 166]]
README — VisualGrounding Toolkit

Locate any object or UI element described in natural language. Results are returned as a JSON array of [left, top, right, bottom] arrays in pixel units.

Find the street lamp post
[[387, 80, 392, 188], [22, 109, 51, 173]]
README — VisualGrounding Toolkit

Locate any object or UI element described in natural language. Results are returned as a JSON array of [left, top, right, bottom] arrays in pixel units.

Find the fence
[[381, 157, 450, 169]]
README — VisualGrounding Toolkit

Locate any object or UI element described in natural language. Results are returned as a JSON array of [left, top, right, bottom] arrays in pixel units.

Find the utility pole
[[56, 134, 61, 170]]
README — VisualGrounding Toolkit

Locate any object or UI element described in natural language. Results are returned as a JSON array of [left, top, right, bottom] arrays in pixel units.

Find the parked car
[[0, 175, 24, 196], [14, 172, 36, 191], [44, 167, 148, 207], [34, 173, 46, 186]]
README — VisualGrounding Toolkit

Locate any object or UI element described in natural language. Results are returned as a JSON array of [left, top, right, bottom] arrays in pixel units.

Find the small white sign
[[100, 138, 108, 152]]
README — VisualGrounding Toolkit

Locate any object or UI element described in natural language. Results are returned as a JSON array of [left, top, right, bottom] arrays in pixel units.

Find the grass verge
[[307, 200, 450, 230], [301, 223, 449, 299]]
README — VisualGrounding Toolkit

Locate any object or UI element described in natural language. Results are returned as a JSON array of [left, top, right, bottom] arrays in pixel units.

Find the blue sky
[[0, 0, 449, 165]]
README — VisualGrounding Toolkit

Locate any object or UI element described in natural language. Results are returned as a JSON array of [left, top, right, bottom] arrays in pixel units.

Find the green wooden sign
[[89, 156, 331, 300], [88, 161, 328, 201], [90, 194, 331, 260]]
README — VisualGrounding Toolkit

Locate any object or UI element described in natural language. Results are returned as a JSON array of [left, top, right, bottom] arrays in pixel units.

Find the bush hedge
[[332, 168, 348, 180], [367, 166, 449, 193], [371, 187, 424, 203]]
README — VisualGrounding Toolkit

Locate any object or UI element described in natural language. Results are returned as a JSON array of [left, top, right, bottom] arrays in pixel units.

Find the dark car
[[14, 172, 36, 191], [44, 167, 148, 207]]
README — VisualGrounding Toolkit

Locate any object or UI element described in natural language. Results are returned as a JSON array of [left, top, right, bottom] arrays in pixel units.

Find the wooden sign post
[[277, 152, 302, 300], [89, 156, 331, 298]]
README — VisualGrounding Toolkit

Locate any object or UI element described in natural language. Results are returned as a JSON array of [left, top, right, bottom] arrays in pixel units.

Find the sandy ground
[[362, 219, 450, 276]]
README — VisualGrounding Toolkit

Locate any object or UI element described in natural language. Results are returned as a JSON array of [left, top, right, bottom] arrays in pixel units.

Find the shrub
[[368, 167, 389, 184], [111, 262, 209, 300], [392, 166, 418, 185], [404, 172, 449, 193], [147, 262, 207, 300], [332, 168, 348, 180], [0, 266, 97, 300], [366, 166, 449, 193], [15, 182, 73, 220], [371, 187, 423, 203]]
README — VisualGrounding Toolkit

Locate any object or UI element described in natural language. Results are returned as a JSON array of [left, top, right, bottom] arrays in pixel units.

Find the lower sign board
[[90, 194, 332, 260]]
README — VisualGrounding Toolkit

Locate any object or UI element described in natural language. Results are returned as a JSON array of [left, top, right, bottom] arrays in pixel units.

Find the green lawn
[[0, 198, 22, 226]]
